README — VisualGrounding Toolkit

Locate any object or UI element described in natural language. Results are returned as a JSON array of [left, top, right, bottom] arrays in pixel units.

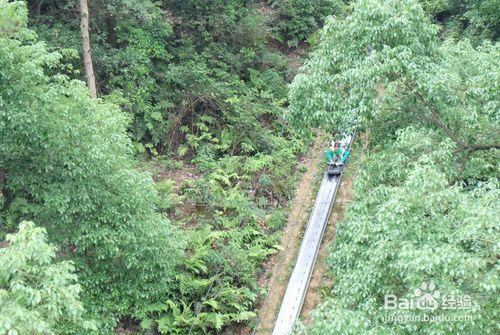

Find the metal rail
[[271, 137, 352, 335]]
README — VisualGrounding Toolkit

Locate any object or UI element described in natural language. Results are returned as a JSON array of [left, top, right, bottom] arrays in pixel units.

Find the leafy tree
[[289, 0, 439, 130], [289, 0, 499, 156], [289, 0, 499, 334], [0, 1, 181, 330], [0, 222, 95, 334], [298, 128, 499, 334], [27, 0, 173, 153]]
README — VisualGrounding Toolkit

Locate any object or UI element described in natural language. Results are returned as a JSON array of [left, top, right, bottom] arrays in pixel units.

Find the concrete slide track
[[271, 137, 352, 335]]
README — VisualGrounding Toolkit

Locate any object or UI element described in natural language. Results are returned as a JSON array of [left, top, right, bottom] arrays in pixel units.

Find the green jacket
[[326, 148, 335, 162], [326, 148, 346, 162]]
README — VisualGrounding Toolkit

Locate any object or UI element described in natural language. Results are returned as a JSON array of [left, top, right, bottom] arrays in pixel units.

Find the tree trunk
[[79, 0, 97, 98]]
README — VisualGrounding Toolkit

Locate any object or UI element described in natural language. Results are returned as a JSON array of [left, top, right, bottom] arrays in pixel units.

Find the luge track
[[271, 136, 353, 335]]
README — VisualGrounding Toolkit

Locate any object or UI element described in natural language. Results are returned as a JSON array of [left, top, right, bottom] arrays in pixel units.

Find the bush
[[0, 222, 94, 334]]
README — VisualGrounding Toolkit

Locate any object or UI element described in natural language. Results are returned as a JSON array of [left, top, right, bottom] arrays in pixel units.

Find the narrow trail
[[250, 133, 327, 335]]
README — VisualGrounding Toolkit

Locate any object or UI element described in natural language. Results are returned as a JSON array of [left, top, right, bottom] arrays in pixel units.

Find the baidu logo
[[383, 281, 476, 324], [414, 281, 440, 310], [384, 281, 473, 311]]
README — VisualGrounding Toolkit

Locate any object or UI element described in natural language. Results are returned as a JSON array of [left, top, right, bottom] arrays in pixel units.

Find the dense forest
[[0, 0, 498, 335]]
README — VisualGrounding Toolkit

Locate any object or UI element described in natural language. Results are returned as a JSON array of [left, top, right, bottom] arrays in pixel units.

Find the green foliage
[[0, 0, 28, 37], [155, 179, 184, 213], [5, 0, 496, 333], [0, 222, 95, 334], [134, 100, 309, 333], [429, 0, 500, 42], [141, 133, 307, 334], [33, 0, 175, 154], [31, 0, 291, 156], [0, 2, 181, 331], [290, 0, 499, 334], [289, 0, 440, 131], [289, 0, 498, 156], [6, 0, 314, 333], [269, 0, 344, 46], [300, 129, 499, 334]]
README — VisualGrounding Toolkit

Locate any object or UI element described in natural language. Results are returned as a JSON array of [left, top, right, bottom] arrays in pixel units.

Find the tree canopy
[[1, 0, 181, 329], [290, 0, 499, 334]]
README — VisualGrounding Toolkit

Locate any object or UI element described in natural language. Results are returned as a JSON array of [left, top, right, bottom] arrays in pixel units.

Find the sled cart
[[326, 162, 344, 176]]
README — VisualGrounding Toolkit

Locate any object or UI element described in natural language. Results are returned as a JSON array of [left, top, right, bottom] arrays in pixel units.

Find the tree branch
[[455, 143, 500, 153], [402, 80, 498, 153]]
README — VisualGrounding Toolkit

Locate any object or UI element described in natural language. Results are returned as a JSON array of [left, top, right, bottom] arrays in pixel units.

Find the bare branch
[[455, 143, 500, 153]]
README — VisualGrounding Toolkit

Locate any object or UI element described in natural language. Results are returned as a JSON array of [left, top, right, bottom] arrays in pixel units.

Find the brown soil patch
[[300, 132, 370, 324], [149, 161, 199, 186], [242, 132, 327, 335], [255, 3, 277, 17], [155, 169, 199, 204]]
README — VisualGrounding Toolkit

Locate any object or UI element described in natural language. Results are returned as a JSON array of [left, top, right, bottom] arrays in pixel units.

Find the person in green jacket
[[339, 142, 350, 163], [326, 141, 349, 164], [325, 143, 335, 163]]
